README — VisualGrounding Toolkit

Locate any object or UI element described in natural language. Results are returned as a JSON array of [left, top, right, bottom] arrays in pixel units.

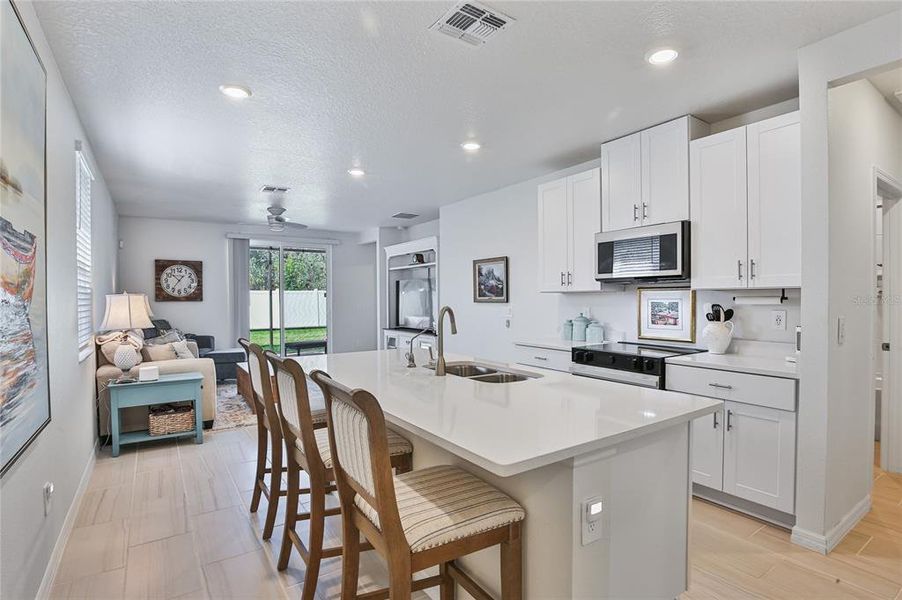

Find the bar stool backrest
[[266, 352, 324, 471], [309, 370, 407, 548], [247, 342, 280, 432]]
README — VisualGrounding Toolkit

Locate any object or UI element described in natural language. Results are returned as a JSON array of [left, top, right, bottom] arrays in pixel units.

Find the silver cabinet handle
[[534, 356, 548, 361], [726, 410, 734, 431], [713, 412, 719, 429], [737, 259, 743, 281], [642, 203, 648, 220], [750, 259, 757, 280], [560, 271, 565, 286], [708, 382, 733, 390], [633, 204, 639, 221], [567, 272, 572, 285]]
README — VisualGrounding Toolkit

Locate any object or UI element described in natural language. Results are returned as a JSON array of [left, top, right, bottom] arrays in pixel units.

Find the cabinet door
[[690, 128, 749, 289], [747, 112, 801, 288], [641, 117, 690, 226], [723, 401, 796, 513], [567, 168, 601, 291], [691, 410, 724, 490], [601, 133, 642, 232], [537, 178, 570, 291]]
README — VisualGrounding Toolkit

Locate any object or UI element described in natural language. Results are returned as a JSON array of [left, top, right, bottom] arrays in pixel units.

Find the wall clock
[[154, 259, 203, 301]]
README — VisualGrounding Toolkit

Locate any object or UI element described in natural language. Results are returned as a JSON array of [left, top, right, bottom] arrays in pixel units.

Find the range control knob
[[574, 351, 586, 363], [608, 355, 617, 365], [630, 358, 640, 370], [585, 352, 595, 362], [644, 359, 656, 372]]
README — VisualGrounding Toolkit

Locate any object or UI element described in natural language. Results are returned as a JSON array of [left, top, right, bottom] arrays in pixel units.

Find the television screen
[[397, 279, 433, 330]]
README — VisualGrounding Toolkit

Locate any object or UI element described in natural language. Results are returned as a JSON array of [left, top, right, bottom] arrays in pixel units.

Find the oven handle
[[569, 364, 661, 389]]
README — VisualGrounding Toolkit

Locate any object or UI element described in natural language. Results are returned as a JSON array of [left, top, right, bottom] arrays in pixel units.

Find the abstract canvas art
[[1, 0, 49, 476]]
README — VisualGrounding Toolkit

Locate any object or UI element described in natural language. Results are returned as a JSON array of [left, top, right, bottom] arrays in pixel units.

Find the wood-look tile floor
[[50, 427, 902, 599]]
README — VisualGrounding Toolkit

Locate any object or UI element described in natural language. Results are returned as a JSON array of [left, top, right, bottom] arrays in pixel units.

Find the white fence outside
[[250, 290, 327, 329]]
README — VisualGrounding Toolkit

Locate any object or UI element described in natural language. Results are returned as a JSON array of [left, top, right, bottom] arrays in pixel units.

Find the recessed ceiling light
[[461, 141, 481, 152], [219, 84, 252, 99], [646, 48, 679, 66], [348, 168, 366, 177]]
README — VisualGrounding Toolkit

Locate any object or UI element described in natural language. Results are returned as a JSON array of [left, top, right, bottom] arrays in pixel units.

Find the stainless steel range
[[570, 342, 705, 389]]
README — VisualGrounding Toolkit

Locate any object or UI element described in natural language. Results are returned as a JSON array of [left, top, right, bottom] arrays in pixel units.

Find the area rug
[[212, 382, 257, 430]]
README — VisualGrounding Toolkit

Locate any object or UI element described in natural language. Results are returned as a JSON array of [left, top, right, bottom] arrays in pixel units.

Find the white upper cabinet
[[690, 111, 800, 290], [601, 133, 642, 231], [690, 127, 749, 289], [747, 112, 801, 288], [537, 178, 570, 291], [602, 116, 707, 232], [537, 168, 601, 293], [568, 168, 602, 291], [641, 118, 690, 225]]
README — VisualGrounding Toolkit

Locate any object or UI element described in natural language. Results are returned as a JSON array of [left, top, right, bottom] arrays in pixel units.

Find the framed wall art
[[473, 256, 508, 303], [637, 287, 696, 343]]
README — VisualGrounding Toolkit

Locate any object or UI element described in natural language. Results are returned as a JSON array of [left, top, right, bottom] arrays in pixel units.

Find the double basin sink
[[426, 361, 541, 383]]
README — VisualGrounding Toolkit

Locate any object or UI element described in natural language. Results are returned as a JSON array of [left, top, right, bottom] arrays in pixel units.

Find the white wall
[[117, 217, 377, 353], [796, 9, 902, 551], [825, 79, 902, 524], [0, 3, 119, 598]]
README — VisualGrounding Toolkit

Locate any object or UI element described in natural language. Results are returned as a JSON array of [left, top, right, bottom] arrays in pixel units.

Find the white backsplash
[[558, 288, 801, 349]]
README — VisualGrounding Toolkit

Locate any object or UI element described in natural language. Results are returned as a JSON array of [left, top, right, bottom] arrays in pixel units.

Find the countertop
[[665, 351, 799, 379], [292, 349, 720, 477], [514, 338, 584, 352]]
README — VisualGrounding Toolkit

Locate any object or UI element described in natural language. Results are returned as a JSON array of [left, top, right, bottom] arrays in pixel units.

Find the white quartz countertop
[[665, 352, 799, 379], [292, 350, 720, 477], [514, 338, 582, 352]]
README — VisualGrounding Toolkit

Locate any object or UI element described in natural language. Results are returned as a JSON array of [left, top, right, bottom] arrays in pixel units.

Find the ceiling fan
[[263, 206, 307, 232]]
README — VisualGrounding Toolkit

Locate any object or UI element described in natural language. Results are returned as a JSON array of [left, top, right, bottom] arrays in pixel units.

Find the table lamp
[[99, 292, 154, 383]]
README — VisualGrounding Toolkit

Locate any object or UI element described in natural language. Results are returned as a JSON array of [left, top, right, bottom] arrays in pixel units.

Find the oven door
[[569, 363, 662, 389], [595, 221, 689, 281]]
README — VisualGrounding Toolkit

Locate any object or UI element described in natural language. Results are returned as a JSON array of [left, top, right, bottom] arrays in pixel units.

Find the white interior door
[[567, 168, 601, 291], [690, 128, 749, 289], [537, 178, 569, 291], [747, 112, 801, 288], [883, 185, 902, 473]]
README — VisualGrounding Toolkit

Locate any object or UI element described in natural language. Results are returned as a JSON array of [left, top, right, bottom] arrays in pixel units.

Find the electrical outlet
[[43, 481, 54, 516], [771, 310, 787, 331], [838, 316, 846, 346], [580, 496, 605, 545]]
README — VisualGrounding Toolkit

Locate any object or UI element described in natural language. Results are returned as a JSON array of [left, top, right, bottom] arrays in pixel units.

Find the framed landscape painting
[[1, 0, 50, 476], [637, 288, 695, 343], [473, 256, 508, 303]]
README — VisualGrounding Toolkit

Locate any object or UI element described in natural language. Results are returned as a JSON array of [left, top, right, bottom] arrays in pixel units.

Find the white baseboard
[[35, 441, 98, 599], [791, 494, 871, 555]]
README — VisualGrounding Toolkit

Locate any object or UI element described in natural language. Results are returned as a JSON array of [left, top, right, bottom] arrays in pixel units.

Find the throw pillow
[[171, 340, 194, 359], [142, 344, 177, 362], [144, 330, 183, 346]]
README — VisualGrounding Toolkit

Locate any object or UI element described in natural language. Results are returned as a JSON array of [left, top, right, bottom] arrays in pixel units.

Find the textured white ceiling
[[34, 1, 900, 231]]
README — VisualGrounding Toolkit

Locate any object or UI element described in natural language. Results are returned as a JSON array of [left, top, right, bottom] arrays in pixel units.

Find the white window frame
[[76, 147, 94, 362]]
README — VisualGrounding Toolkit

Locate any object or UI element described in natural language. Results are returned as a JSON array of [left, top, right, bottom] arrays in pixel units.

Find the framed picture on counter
[[473, 256, 508, 303], [637, 288, 696, 343]]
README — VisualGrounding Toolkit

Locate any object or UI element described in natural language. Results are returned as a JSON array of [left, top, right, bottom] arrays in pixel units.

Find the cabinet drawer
[[513, 345, 572, 372], [665, 364, 796, 411]]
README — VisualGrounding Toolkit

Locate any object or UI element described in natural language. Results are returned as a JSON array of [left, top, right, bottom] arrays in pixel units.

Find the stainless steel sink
[[444, 364, 498, 377], [469, 372, 531, 383]]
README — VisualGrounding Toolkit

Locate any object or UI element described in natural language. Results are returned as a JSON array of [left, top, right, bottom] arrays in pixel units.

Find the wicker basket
[[148, 403, 195, 436]]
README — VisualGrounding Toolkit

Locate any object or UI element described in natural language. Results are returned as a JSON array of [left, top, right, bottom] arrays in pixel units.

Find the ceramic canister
[[561, 320, 573, 341], [572, 313, 591, 342], [586, 321, 604, 344]]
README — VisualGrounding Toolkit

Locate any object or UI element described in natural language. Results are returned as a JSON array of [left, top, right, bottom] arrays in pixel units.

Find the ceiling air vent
[[260, 185, 290, 193], [392, 212, 419, 220], [429, 1, 514, 47]]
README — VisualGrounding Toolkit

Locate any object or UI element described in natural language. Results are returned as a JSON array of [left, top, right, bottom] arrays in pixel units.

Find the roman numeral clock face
[[155, 260, 202, 301]]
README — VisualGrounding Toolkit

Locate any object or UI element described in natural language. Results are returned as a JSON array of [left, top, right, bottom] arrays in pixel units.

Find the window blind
[[76, 150, 94, 359]]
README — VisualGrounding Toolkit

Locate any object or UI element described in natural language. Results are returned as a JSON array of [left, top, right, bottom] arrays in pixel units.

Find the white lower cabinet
[[513, 343, 572, 372], [722, 400, 796, 514], [668, 364, 797, 514]]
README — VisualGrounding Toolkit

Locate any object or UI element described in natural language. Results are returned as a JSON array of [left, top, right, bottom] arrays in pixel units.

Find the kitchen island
[[292, 349, 720, 599]]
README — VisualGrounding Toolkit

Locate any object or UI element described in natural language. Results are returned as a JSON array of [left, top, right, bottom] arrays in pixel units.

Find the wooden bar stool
[[245, 342, 329, 539], [310, 370, 525, 600], [266, 353, 414, 600]]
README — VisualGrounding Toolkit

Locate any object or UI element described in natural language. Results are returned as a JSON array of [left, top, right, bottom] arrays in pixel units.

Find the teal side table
[[108, 372, 204, 457]]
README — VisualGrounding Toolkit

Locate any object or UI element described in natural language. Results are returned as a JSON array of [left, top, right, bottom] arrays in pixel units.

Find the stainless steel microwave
[[594, 221, 690, 282]]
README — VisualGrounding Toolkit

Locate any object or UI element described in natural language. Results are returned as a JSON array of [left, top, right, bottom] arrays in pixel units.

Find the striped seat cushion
[[355, 465, 525, 553], [301, 427, 412, 469]]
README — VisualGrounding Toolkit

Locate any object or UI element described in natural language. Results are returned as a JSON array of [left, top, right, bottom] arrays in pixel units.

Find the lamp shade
[[99, 292, 154, 331]]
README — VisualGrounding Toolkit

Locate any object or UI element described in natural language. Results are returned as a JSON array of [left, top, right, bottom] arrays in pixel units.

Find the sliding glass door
[[249, 244, 328, 355]]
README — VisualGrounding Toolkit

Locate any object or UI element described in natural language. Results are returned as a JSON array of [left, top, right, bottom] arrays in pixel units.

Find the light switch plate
[[580, 496, 605, 545]]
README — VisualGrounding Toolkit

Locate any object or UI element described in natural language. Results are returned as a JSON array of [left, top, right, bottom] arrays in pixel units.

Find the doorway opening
[[249, 244, 329, 356]]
